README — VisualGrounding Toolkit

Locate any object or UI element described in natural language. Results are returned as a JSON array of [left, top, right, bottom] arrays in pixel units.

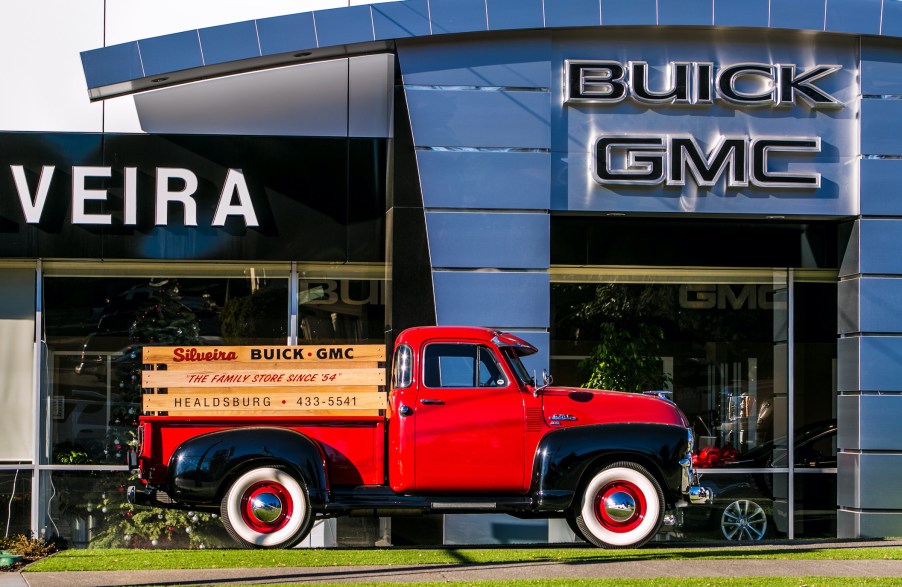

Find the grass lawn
[[242, 581, 902, 587], [25, 543, 902, 572]]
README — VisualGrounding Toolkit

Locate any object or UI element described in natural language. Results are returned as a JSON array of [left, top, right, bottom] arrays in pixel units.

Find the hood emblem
[[550, 414, 578, 421]]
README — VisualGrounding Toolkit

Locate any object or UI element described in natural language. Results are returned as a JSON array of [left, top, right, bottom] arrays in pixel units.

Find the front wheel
[[575, 461, 664, 549], [221, 466, 314, 548]]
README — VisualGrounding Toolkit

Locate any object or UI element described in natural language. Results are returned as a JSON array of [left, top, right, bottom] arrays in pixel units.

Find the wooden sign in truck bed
[[141, 344, 386, 417]]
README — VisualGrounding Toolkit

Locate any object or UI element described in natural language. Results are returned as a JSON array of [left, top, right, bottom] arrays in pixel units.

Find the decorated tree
[[87, 280, 229, 548]]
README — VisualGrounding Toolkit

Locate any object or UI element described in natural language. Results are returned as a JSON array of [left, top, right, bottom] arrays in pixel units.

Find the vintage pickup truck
[[130, 325, 709, 549]]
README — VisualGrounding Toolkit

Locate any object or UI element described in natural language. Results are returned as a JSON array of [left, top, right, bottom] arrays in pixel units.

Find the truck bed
[[139, 415, 386, 487]]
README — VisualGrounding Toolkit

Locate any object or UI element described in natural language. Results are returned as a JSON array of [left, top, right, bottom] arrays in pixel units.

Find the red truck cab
[[130, 326, 709, 549]]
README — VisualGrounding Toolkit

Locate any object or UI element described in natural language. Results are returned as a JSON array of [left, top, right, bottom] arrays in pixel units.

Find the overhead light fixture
[[151, 77, 169, 83], [293, 52, 312, 58]]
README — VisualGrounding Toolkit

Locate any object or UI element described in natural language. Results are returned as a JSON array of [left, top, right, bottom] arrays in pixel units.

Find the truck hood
[[541, 386, 688, 428]]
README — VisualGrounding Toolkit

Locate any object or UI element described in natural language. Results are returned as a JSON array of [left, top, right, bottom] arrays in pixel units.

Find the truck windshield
[[501, 348, 534, 386]]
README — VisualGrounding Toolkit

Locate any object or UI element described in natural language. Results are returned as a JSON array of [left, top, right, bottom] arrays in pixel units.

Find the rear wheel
[[575, 461, 664, 549], [221, 466, 313, 548]]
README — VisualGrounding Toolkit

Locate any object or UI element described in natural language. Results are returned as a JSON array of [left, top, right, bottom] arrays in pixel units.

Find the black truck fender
[[529, 422, 691, 510], [165, 427, 330, 508]]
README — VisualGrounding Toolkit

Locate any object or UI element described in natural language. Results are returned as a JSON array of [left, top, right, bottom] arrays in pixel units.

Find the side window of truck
[[423, 344, 507, 388]]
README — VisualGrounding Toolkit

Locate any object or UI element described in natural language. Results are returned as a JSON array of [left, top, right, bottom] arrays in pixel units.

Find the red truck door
[[412, 341, 525, 492]]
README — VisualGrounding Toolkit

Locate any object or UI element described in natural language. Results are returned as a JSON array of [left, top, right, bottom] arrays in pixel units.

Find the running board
[[431, 502, 496, 509]]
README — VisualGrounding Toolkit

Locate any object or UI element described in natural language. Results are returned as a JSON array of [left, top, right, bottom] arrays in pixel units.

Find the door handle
[[419, 398, 445, 405]]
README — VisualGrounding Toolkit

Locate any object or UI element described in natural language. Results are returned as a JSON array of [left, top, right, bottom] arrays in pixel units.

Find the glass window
[[550, 270, 790, 465], [423, 344, 506, 388], [298, 270, 385, 345], [0, 470, 32, 537], [43, 264, 289, 465], [40, 470, 231, 549]]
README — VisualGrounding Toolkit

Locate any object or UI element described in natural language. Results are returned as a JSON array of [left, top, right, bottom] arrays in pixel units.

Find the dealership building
[[2, 0, 902, 546]]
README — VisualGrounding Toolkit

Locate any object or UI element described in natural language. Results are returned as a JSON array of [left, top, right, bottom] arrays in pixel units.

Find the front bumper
[[680, 457, 712, 505]]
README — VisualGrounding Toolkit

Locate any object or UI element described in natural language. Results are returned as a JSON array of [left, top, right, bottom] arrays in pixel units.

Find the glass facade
[[0, 261, 387, 547], [550, 267, 837, 540], [0, 260, 837, 546]]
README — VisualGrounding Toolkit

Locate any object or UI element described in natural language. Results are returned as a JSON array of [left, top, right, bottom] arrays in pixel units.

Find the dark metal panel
[[862, 101, 902, 156], [861, 159, 902, 216], [883, 0, 902, 37], [856, 454, 902, 509], [825, 0, 881, 35], [373, 0, 431, 40], [80, 42, 143, 89], [486, 0, 544, 31], [659, 0, 713, 26], [859, 219, 902, 274], [417, 151, 550, 210], [770, 0, 826, 31], [856, 395, 902, 450], [406, 89, 550, 148], [836, 336, 860, 392], [714, 0, 769, 27], [256, 12, 318, 56], [858, 336, 902, 392], [397, 35, 551, 87], [863, 39, 902, 95], [837, 452, 859, 508], [433, 271, 549, 328], [428, 0, 488, 35], [544, 0, 601, 28], [138, 31, 204, 78], [839, 220, 860, 278], [837, 395, 860, 451], [313, 5, 376, 47], [198, 21, 261, 66], [426, 211, 549, 269], [601, 0, 657, 26], [858, 278, 902, 333], [857, 511, 902, 537], [837, 277, 859, 335]]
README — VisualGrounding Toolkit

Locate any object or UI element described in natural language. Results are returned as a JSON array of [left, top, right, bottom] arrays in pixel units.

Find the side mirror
[[531, 369, 553, 397]]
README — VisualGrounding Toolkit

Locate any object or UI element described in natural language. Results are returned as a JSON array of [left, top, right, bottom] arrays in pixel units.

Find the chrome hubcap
[[250, 492, 283, 523], [604, 491, 637, 523]]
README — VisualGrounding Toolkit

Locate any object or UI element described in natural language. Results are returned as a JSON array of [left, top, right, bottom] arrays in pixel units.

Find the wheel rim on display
[[593, 480, 647, 533], [721, 499, 767, 541], [240, 481, 293, 534]]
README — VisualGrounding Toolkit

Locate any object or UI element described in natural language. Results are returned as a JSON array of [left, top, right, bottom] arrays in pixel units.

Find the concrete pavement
[[3, 539, 902, 586]]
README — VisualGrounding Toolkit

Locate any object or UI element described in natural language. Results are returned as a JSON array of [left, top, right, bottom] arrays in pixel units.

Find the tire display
[[221, 466, 314, 548], [575, 461, 664, 548], [720, 498, 769, 541]]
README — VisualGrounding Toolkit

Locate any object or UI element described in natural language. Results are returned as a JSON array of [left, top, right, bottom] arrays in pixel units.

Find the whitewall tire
[[575, 461, 664, 549], [221, 466, 313, 548]]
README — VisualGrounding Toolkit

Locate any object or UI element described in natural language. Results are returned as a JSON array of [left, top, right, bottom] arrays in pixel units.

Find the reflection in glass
[[41, 470, 229, 549], [0, 470, 32, 537], [44, 271, 288, 465], [551, 277, 788, 465], [298, 278, 385, 344]]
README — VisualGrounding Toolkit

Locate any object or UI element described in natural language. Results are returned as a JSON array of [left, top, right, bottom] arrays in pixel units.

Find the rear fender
[[166, 427, 329, 507], [530, 423, 689, 509]]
